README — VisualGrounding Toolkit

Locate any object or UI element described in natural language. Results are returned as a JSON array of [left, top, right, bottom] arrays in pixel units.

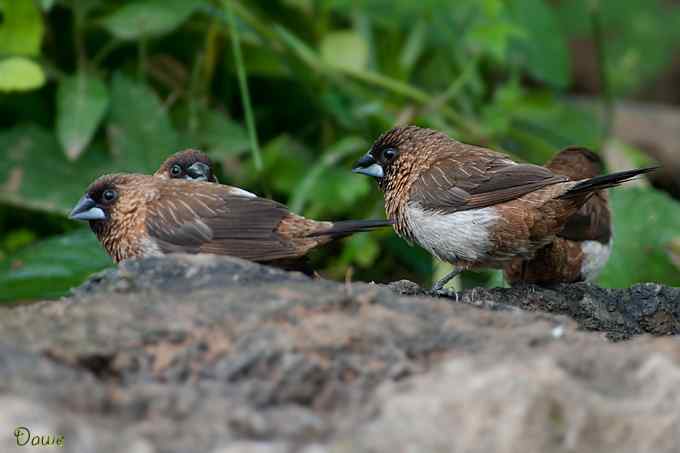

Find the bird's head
[[68, 174, 149, 235], [69, 173, 162, 261], [547, 147, 604, 180], [155, 149, 217, 182], [352, 126, 442, 190], [69, 175, 121, 223]]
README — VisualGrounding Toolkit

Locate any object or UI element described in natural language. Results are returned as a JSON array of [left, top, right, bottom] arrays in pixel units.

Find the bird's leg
[[430, 267, 462, 297]]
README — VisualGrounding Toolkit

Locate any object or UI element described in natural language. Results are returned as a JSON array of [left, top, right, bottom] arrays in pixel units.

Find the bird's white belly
[[404, 203, 499, 263], [580, 238, 612, 281]]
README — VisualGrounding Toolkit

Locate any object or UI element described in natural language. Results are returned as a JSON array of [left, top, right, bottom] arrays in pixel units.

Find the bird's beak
[[352, 153, 384, 178], [186, 162, 210, 181], [69, 195, 106, 221]]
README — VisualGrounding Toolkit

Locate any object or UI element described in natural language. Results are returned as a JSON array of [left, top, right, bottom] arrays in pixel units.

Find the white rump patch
[[580, 239, 612, 281], [405, 203, 499, 263]]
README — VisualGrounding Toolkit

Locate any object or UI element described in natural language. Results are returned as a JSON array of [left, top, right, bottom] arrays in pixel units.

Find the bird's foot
[[428, 287, 460, 300], [429, 268, 462, 297]]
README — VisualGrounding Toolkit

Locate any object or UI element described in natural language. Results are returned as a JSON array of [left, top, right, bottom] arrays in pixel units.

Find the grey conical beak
[[69, 195, 106, 221], [352, 153, 384, 178], [186, 162, 210, 181]]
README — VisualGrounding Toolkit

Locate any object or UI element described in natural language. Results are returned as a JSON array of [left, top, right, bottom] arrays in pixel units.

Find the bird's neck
[[382, 158, 419, 223]]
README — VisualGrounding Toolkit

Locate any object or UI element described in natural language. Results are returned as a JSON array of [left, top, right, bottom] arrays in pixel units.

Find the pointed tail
[[307, 219, 394, 238], [558, 166, 659, 199]]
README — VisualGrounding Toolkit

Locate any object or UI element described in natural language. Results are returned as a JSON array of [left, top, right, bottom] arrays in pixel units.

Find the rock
[[345, 355, 680, 453], [0, 254, 679, 453], [434, 282, 679, 340]]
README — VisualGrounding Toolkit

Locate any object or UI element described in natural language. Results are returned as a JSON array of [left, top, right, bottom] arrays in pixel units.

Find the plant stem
[[336, 68, 486, 141], [92, 40, 122, 66], [188, 52, 203, 137], [223, 0, 263, 172], [590, 0, 614, 140], [72, 1, 87, 70], [137, 38, 148, 81], [232, 3, 487, 140], [201, 22, 221, 93], [227, 1, 282, 48], [273, 25, 487, 142], [423, 57, 478, 114]]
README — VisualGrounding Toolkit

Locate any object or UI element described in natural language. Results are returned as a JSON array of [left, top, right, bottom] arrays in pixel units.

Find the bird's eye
[[381, 147, 397, 161], [170, 164, 183, 177], [102, 189, 117, 204]]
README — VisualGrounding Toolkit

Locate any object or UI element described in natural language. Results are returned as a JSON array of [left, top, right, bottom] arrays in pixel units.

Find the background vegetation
[[1, 0, 679, 302]]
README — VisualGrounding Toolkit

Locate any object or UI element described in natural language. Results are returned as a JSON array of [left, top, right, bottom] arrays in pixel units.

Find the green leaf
[[40, 0, 56, 11], [1, 75, 179, 217], [0, 57, 45, 92], [101, 0, 201, 40], [241, 44, 291, 77], [289, 137, 366, 213], [508, 0, 571, 88], [509, 95, 603, 162], [481, 78, 523, 135], [399, 20, 426, 73], [282, 0, 313, 13], [667, 238, 680, 273], [461, 269, 508, 290], [467, 19, 522, 61], [0, 125, 112, 215], [321, 30, 369, 71], [306, 169, 371, 217], [108, 73, 178, 173], [193, 108, 249, 158], [2, 229, 37, 254], [0, 229, 112, 302], [258, 135, 310, 194], [383, 234, 433, 279], [57, 72, 110, 160], [338, 233, 380, 268], [556, 0, 680, 95], [0, 0, 44, 56], [598, 188, 680, 287]]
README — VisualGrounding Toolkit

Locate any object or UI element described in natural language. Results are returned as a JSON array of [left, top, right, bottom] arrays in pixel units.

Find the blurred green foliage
[[0, 0, 679, 301]]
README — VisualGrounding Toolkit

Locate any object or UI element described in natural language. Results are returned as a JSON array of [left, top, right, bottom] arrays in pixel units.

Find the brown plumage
[[154, 149, 218, 182], [503, 147, 612, 284], [352, 126, 656, 291], [153, 149, 317, 273], [69, 173, 392, 264]]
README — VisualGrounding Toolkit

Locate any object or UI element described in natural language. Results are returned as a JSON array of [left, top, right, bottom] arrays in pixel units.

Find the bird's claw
[[428, 288, 460, 300]]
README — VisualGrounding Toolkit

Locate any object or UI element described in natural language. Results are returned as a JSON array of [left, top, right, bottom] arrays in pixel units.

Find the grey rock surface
[[1, 254, 679, 453]]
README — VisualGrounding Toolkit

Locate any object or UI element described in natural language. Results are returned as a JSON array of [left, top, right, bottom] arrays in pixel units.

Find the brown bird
[[153, 148, 325, 275], [69, 173, 392, 264], [352, 126, 656, 292], [503, 147, 612, 285], [154, 149, 218, 182]]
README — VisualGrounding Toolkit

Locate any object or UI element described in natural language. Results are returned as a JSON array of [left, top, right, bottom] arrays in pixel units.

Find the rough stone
[[0, 254, 678, 453]]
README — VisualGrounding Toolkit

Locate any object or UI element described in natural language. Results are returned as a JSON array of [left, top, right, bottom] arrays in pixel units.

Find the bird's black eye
[[102, 189, 117, 204], [381, 147, 398, 161], [170, 164, 183, 177]]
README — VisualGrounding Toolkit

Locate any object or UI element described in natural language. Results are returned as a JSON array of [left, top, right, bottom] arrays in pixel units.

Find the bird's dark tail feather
[[558, 166, 659, 199], [308, 219, 394, 238]]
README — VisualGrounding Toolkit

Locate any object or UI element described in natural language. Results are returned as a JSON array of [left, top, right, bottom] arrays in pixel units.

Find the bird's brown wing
[[145, 186, 301, 261], [410, 154, 568, 213], [557, 192, 611, 243]]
